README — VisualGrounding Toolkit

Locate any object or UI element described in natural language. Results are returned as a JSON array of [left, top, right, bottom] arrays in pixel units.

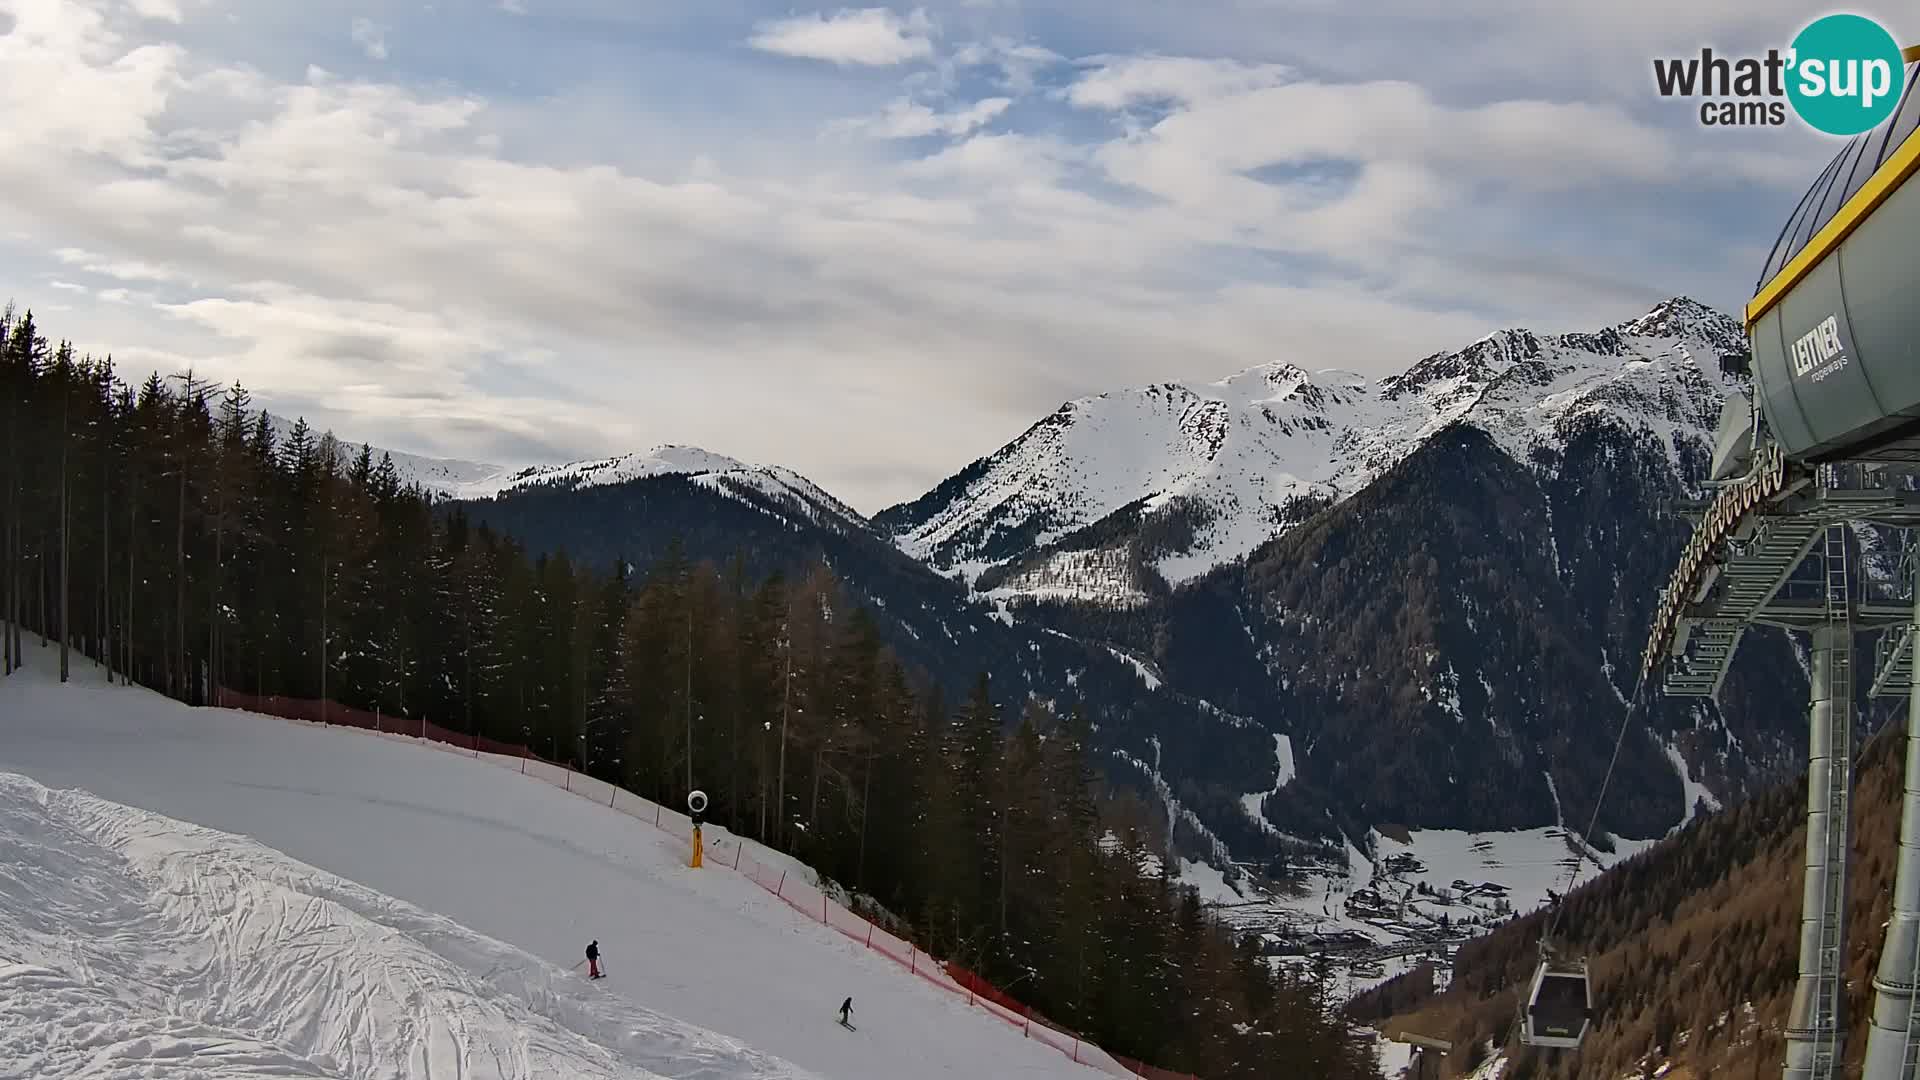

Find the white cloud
[[748, 7, 935, 67], [127, 0, 184, 22], [950, 37, 1062, 93], [0, 1, 1815, 510], [499, 0, 527, 12], [351, 17, 388, 61], [1067, 55, 1293, 110], [842, 95, 1010, 138]]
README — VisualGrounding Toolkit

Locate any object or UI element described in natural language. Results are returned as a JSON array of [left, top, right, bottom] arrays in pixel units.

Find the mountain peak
[[1621, 295, 1741, 343], [886, 296, 1744, 598]]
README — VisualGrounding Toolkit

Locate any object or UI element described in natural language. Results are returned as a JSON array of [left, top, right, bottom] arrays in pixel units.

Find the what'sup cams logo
[[1653, 13, 1910, 135]]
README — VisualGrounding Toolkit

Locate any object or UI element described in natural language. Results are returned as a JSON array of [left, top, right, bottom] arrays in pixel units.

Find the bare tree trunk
[[175, 464, 186, 702], [463, 607, 473, 736], [320, 554, 328, 719], [777, 642, 791, 845], [857, 748, 873, 892], [809, 746, 822, 832], [3, 497, 12, 676], [998, 791, 1012, 938], [100, 445, 111, 678], [126, 475, 137, 687], [209, 476, 223, 704], [58, 383, 70, 682]]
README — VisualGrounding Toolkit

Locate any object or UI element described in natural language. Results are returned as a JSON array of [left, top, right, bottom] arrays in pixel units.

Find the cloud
[[950, 37, 1061, 93], [1067, 55, 1293, 110], [748, 7, 935, 67], [499, 0, 527, 13], [842, 95, 1010, 138], [127, 0, 183, 22], [350, 16, 388, 60], [0, 0, 1824, 512]]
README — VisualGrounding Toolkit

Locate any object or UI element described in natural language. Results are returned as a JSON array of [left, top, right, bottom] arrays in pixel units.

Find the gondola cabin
[[1520, 960, 1592, 1050]]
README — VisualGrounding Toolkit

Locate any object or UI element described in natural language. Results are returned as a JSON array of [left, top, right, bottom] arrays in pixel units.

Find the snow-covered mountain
[[876, 297, 1747, 605], [256, 295, 1801, 863], [457, 446, 868, 531], [261, 413, 867, 537]]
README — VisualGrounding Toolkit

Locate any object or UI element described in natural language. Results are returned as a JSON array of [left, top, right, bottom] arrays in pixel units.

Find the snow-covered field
[[0, 662, 1106, 1080], [0, 771, 810, 1080]]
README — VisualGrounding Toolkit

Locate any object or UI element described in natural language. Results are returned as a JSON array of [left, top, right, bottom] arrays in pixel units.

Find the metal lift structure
[[1640, 52, 1920, 1080]]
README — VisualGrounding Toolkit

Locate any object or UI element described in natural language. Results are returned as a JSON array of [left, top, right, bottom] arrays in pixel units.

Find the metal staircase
[[1874, 543, 1920, 699], [1875, 624, 1916, 697], [1663, 513, 1828, 696], [1665, 485, 1920, 698]]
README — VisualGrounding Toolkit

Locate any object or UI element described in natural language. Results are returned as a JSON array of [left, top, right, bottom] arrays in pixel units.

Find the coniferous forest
[[0, 306, 1382, 1080]]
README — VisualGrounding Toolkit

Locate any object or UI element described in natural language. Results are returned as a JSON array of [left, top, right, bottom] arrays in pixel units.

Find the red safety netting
[[213, 687, 1199, 1080]]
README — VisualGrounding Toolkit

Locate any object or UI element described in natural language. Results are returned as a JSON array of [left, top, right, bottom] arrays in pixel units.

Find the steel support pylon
[[1786, 525, 1855, 1080], [1863, 552, 1920, 1080]]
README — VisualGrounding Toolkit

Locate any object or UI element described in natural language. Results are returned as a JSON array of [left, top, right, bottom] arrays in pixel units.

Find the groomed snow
[[0, 771, 812, 1080], [0, 663, 1109, 1080]]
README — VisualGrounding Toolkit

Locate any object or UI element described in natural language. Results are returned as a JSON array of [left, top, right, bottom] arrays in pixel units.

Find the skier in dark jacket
[[838, 997, 852, 1026], [586, 940, 602, 979]]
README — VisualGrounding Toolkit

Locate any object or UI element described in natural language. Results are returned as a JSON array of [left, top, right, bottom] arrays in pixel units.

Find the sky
[[0, 0, 1900, 512]]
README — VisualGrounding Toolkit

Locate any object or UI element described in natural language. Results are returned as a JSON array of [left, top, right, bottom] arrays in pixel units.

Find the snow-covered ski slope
[[0, 771, 812, 1080], [0, 664, 1107, 1080]]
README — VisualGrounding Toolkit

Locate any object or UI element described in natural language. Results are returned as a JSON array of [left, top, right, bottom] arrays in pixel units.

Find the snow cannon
[[687, 789, 707, 869]]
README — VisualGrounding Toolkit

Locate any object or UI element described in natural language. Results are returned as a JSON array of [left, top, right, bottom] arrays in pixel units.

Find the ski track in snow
[[0, 665, 1107, 1080], [0, 771, 810, 1080]]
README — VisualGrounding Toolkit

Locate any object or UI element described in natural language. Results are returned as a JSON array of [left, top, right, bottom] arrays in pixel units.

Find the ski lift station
[[1626, 48, 1920, 1080]]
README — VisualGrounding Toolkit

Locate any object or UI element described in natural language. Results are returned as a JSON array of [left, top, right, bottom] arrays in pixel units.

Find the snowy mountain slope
[[0, 664, 1109, 1080], [453, 447, 870, 531], [0, 771, 813, 1080], [261, 411, 520, 497], [261, 412, 867, 535], [875, 297, 1747, 602]]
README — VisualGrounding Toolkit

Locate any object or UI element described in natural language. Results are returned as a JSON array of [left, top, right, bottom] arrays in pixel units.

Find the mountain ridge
[[871, 296, 1748, 607], [256, 294, 1800, 874]]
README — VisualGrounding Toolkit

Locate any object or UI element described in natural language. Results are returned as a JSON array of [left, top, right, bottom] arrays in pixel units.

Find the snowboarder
[[586, 940, 602, 980], [838, 997, 853, 1028]]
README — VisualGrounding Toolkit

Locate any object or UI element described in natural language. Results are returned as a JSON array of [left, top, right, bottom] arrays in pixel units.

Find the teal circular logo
[[1786, 14, 1906, 136]]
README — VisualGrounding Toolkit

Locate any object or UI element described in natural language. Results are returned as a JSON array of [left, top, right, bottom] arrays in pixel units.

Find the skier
[[838, 997, 853, 1027], [586, 939, 602, 980]]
